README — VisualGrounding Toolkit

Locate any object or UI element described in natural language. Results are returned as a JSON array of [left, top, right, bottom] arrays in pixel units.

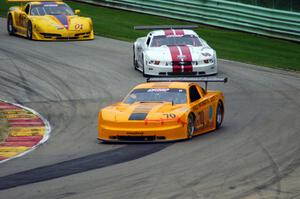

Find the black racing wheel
[[216, 101, 224, 129], [27, 21, 33, 40], [186, 114, 195, 139], [7, 14, 15, 35], [133, 45, 138, 70], [142, 54, 148, 77]]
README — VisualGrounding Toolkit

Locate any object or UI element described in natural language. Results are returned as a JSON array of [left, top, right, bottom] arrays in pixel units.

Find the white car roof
[[149, 29, 198, 37]]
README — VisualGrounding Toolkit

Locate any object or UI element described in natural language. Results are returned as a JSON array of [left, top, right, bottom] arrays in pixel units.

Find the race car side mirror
[[75, 10, 80, 15]]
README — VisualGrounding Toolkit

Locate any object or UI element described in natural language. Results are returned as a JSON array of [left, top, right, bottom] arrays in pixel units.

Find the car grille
[[113, 136, 166, 142], [172, 61, 192, 66], [75, 32, 90, 37], [40, 33, 61, 38], [40, 32, 90, 39], [159, 72, 205, 76]]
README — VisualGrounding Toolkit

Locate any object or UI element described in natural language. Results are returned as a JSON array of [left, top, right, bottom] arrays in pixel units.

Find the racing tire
[[27, 21, 33, 40], [142, 55, 149, 77], [7, 14, 15, 35], [133, 45, 138, 70], [186, 114, 195, 139], [216, 101, 224, 129]]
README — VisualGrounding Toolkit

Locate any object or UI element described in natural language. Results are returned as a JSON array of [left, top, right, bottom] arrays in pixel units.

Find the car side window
[[24, 5, 30, 15], [189, 85, 201, 103], [146, 36, 151, 46]]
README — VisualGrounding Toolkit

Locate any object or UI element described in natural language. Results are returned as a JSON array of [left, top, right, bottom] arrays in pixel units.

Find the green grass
[[1, 1, 300, 71]]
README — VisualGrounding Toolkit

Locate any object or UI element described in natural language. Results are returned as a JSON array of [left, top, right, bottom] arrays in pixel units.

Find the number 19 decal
[[75, 24, 83, 30]]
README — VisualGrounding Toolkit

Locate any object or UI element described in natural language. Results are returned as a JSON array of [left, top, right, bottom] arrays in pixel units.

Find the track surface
[[0, 18, 300, 199]]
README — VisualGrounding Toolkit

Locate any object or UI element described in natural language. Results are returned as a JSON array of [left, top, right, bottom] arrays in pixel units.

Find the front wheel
[[216, 101, 224, 129], [186, 114, 195, 139], [27, 21, 33, 40], [7, 14, 15, 35], [142, 55, 149, 77], [133, 45, 138, 70]]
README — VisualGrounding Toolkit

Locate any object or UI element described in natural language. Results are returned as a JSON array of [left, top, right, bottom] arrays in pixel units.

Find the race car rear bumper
[[144, 62, 218, 76]]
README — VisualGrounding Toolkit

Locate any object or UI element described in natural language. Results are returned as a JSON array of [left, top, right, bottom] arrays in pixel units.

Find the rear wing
[[147, 77, 228, 92], [7, 0, 62, 2], [134, 25, 198, 30]]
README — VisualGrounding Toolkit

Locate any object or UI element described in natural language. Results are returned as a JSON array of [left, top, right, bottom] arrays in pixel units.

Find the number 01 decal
[[75, 24, 83, 30]]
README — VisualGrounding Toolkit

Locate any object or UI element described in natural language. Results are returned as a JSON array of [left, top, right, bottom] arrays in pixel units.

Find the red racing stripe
[[180, 46, 193, 72], [168, 46, 181, 73], [164, 29, 174, 36], [175, 30, 184, 36]]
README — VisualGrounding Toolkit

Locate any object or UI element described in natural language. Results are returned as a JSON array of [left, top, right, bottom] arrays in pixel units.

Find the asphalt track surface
[[0, 18, 300, 199]]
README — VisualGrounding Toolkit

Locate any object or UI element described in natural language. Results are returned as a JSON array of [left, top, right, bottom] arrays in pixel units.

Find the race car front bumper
[[32, 30, 94, 41], [98, 122, 187, 142], [144, 62, 218, 76]]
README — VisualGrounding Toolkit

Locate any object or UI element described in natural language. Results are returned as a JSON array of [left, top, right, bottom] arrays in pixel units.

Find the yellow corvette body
[[7, 0, 94, 40], [98, 79, 226, 142]]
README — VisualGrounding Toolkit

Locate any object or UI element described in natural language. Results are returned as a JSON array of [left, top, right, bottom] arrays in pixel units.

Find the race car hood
[[144, 45, 215, 61], [101, 102, 188, 122], [30, 15, 92, 32]]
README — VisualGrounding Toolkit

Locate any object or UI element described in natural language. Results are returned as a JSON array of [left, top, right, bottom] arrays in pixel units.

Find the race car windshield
[[150, 35, 202, 47], [124, 88, 187, 105], [30, 4, 74, 16]]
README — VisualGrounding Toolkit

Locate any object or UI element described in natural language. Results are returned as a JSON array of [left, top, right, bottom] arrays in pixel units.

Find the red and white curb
[[0, 100, 51, 163]]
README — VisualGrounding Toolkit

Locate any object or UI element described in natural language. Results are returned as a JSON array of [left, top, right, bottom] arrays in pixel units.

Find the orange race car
[[98, 77, 227, 142]]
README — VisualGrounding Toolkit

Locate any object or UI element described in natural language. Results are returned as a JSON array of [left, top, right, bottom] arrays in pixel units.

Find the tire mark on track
[[0, 143, 170, 191], [231, 142, 300, 199]]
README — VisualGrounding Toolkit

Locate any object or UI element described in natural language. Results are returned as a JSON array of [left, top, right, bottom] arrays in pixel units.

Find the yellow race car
[[7, 0, 94, 40], [98, 77, 227, 142]]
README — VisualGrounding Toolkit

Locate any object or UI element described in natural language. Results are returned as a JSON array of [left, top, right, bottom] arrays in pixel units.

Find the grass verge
[[1, 0, 300, 71]]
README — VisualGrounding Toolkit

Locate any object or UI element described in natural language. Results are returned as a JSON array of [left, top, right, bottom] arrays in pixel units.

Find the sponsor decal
[[209, 106, 213, 121], [195, 111, 204, 129], [147, 88, 169, 92], [41, 2, 58, 5], [126, 132, 144, 135], [177, 55, 186, 59]]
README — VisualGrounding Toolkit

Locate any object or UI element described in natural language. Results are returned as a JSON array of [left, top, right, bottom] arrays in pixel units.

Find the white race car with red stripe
[[133, 27, 217, 77]]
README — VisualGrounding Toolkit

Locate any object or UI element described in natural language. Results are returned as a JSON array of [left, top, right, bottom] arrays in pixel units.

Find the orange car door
[[188, 85, 205, 132]]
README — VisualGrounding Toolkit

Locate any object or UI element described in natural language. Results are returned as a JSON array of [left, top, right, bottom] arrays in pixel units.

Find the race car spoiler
[[7, 0, 61, 2], [147, 77, 228, 92], [134, 25, 198, 30]]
